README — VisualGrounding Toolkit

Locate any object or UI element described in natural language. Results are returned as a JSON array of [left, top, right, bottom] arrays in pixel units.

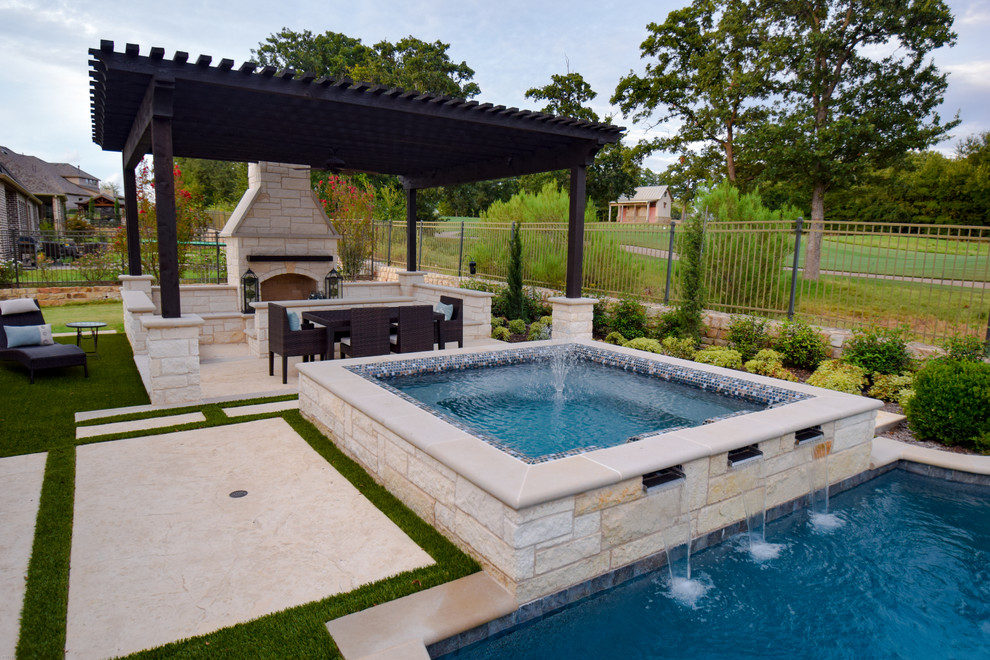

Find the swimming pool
[[438, 471, 990, 659]]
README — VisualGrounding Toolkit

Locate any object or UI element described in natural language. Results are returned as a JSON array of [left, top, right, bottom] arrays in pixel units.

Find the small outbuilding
[[608, 185, 673, 223]]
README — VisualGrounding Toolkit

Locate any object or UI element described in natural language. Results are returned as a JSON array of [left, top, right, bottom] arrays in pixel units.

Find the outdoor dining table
[[301, 306, 447, 356]]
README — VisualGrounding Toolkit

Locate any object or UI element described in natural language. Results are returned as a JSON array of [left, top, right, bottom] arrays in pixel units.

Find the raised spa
[[298, 339, 881, 603]]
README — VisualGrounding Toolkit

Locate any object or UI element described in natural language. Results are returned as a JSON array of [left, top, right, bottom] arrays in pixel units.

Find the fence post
[[387, 222, 393, 266], [417, 222, 423, 272], [788, 217, 803, 321], [215, 231, 221, 284], [458, 220, 465, 278], [663, 221, 676, 304]]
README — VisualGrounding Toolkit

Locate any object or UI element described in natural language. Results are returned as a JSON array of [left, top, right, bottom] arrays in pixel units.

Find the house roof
[[0, 146, 96, 199], [53, 163, 101, 191], [88, 41, 624, 189], [616, 185, 670, 203], [0, 160, 43, 205]]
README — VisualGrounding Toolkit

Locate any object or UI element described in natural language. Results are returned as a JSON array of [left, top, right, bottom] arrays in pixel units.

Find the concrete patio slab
[[66, 417, 434, 659], [75, 411, 206, 439], [0, 452, 47, 659]]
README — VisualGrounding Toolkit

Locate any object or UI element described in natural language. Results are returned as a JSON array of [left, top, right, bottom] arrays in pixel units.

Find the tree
[[525, 71, 600, 122], [524, 70, 642, 217], [757, 0, 958, 279], [174, 158, 248, 209], [350, 36, 480, 98], [253, 28, 373, 78], [505, 222, 524, 319], [612, 0, 775, 184], [314, 175, 376, 279]]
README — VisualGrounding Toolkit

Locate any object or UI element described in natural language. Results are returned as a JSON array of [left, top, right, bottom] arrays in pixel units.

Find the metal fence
[[0, 228, 227, 287], [373, 219, 990, 344]]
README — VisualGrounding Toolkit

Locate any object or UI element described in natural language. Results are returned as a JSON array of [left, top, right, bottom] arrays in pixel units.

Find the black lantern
[[325, 267, 343, 299], [469, 260, 477, 275], [241, 268, 259, 313]]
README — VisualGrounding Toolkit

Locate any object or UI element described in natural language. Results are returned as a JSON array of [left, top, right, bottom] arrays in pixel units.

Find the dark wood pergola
[[89, 40, 623, 318]]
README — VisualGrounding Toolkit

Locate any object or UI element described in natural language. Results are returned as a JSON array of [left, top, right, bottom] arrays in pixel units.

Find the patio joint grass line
[[15, 447, 75, 660], [75, 394, 299, 427]]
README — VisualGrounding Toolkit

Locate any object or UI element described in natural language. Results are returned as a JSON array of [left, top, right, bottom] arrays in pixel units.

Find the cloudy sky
[[1, 0, 987, 186]]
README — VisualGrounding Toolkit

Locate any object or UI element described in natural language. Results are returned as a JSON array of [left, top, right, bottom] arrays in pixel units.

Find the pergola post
[[405, 187, 417, 272], [565, 164, 587, 298], [122, 160, 141, 276], [149, 79, 181, 319]]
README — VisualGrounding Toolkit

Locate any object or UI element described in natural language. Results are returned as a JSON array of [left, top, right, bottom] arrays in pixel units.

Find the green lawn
[[40, 300, 125, 334]]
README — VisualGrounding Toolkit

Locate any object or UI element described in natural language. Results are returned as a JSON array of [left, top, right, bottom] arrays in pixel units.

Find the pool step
[[875, 411, 906, 435]]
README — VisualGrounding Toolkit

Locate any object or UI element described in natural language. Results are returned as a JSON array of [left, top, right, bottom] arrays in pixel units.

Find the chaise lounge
[[0, 298, 88, 384]]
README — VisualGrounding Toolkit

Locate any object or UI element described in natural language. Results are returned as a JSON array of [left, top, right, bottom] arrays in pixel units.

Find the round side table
[[66, 321, 108, 357]]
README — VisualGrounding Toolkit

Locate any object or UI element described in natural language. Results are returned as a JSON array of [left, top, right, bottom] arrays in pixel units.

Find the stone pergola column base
[[397, 271, 426, 297], [119, 274, 154, 298], [550, 296, 597, 342], [140, 314, 205, 405]]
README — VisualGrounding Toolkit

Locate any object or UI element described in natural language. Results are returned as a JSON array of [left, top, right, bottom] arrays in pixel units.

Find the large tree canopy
[[253, 29, 480, 98], [612, 0, 774, 184], [757, 0, 958, 278]]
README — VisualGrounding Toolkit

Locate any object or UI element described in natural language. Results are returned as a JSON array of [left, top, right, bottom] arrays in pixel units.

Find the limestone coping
[[121, 290, 156, 313], [299, 338, 881, 510], [326, 572, 515, 660], [415, 283, 495, 299], [139, 314, 205, 329], [152, 284, 236, 291], [118, 275, 154, 282], [251, 296, 416, 310], [871, 436, 990, 475], [548, 296, 599, 306]]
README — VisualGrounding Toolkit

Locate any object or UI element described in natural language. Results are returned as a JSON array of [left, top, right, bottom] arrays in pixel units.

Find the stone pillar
[[550, 296, 597, 343], [140, 314, 205, 405], [397, 270, 426, 297], [119, 274, 154, 299]]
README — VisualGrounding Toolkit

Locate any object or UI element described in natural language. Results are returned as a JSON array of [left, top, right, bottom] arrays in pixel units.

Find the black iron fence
[[374, 219, 990, 344], [0, 228, 227, 287]]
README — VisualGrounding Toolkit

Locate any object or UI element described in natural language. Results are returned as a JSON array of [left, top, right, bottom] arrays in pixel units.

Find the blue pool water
[[443, 472, 990, 659], [382, 358, 761, 460]]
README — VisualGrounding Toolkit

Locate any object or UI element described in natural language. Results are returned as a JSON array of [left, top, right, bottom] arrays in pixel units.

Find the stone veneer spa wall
[[298, 340, 880, 604]]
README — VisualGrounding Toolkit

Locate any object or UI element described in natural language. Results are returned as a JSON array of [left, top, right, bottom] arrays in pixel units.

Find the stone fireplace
[[221, 162, 339, 302]]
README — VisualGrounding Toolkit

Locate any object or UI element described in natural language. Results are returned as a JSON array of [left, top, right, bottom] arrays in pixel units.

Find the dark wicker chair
[[0, 299, 87, 384], [339, 307, 391, 359], [268, 303, 329, 384], [437, 295, 464, 349], [390, 305, 436, 354]]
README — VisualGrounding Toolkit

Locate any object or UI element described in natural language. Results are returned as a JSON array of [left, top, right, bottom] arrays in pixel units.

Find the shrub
[[491, 316, 507, 328], [76, 248, 122, 283], [866, 373, 914, 403], [693, 346, 743, 369], [672, 212, 706, 340], [842, 326, 911, 375], [940, 335, 989, 362], [905, 360, 990, 450], [744, 349, 798, 381], [505, 222, 524, 318], [609, 298, 648, 340], [539, 315, 553, 326], [726, 315, 771, 362], [604, 331, 628, 346], [625, 337, 662, 354], [659, 336, 697, 360], [593, 301, 610, 337], [527, 321, 549, 341], [648, 310, 683, 340], [507, 319, 527, 335], [806, 360, 867, 395], [492, 326, 511, 341], [773, 319, 829, 370], [0, 259, 15, 286]]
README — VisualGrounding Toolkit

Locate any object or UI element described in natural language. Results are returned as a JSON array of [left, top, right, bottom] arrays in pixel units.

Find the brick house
[[0, 160, 43, 262]]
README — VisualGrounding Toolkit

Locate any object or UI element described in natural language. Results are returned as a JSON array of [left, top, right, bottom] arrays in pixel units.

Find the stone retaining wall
[[0, 285, 120, 305]]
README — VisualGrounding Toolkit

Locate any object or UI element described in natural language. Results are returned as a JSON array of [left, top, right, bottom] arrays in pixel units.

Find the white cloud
[[945, 60, 990, 88], [960, 1, 990, 25]]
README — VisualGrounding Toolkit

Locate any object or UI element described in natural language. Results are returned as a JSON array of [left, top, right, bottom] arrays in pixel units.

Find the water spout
[[741, 458, 783, 561], [807, 438, 844, 532]]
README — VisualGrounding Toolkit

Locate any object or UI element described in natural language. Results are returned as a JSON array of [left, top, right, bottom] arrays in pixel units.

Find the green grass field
[[40, 300, 125, 333]]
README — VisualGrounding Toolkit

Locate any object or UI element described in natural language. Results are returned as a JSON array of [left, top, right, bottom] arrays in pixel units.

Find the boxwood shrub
[[905, 359, 990, 451]]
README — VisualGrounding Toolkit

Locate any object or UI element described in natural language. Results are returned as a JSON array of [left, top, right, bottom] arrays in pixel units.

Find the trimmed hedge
[[905, 359, 990, 451]]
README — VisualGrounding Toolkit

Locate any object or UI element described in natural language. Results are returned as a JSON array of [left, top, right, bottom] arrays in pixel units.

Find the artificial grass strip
[[74, 394, 299, 427], [0, 335, 149, 458], [15, 447, 75, 660], [121, 411, 479, 659]]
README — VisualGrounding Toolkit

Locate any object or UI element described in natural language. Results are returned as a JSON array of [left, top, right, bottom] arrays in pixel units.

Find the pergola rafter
[[89, 40, 624, 317]]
